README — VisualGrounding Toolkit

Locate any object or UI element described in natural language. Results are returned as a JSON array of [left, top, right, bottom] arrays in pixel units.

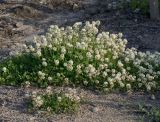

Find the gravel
[[0, 86, 149, 122]]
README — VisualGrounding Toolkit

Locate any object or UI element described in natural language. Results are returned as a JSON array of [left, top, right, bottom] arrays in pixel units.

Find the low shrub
[[29, 87, 80, 114], [0, 21, 160, 93], [130, 0, 160, 15]]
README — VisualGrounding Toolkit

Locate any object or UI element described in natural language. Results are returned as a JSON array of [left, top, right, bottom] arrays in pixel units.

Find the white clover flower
[[53, 47, 57, 51], [48, 77, 53, 81], [95, 54, 101, 60], [125, 57, 130, 62], [2, 67, 7, 72], [38, 71, 45, 80], [111, 69, 116, 74], [42, 61, 47, 67], [118, 33, 123, 38], [126, 84, 131, 90], [104, 82, 108, 86], [38, 71, 43, 76], [64, 78, 69, 85], [29, 45, 35, 52], [63, 63, 67, 67], [48, 44, 52, 48], [60, 54, 65, 60], [86, 52, 92, 58], [127, 67, 131, 71], [76, 68, 82, 74], [66, 43, 73, 48], [83, 81, 88, 85], [73, 22, 82, 28], [76, 42, 82, 49], [57, 73, 61, 77], [68, 60, 74, 65], [61, 46, 66, 54], [96, 20, 101, 26], [25, 81, 30, 87], [36, 43, 41, 48], [95, 80, 99, 84], [67, 64, 73, 71], [104, 88, 109, 92], [123, 39, 128, 45], [105, 58, 109, 62], [157, 71, 160, 75], [76, 65, 82, 69], [102, 72, 108, 78], [46, 86, 52, 95], [54, 60, 59, 66], [57, 96, 62, 102], [138, 83, 143, 88], [146, 84, 151, 91], [79, 55, 84, 60], [42, 58, 46, 61], [119, 82, 125, 88], [117, 60, 124, 68], [68, 35, 72, 40], [34, 96, 44, 107], [36, 50, 42, 57]]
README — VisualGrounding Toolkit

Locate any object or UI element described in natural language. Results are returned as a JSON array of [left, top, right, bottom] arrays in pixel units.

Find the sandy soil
[[0, 0, 160, 121], [1, 86, 160, 122]]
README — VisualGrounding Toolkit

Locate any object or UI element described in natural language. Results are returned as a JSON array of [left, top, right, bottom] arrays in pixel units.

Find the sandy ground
[[1, 86, 160, 122], [0, 0, 160, 121]]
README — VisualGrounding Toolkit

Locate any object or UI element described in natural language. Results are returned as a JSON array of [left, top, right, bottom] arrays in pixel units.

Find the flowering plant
[[0, 21, 160, 93], [29, 87, 80, 113]]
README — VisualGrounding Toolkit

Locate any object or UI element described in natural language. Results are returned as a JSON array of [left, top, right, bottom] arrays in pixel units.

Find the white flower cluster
[[6, 21, 160, 92], [31, 87, 81, 109], [31, 91, 44, 107], [64, 88, 81, 102]]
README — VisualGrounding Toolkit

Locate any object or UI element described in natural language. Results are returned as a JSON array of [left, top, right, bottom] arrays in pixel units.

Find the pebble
[[151, 94, 156, 100], [92, 107, 99, 113], [16, 22, 23, 28], [29, 117, 35, 122], [73, 3, 79, 10]]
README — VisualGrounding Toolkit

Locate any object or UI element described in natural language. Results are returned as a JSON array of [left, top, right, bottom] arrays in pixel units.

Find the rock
[[92, 107, 99, 112], [15, 22, 23, 28], [73, 3, 79, 10], [29, 117, 35, 122], [10, 5, 43, 18], [150, 94, 156, 100]]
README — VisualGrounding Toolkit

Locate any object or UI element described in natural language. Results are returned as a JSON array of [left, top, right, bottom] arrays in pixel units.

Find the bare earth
[[1, 86, 160, 122], [0, 0, 160, 121]]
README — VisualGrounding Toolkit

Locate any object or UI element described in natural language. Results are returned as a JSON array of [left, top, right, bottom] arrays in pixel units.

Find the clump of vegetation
[[139, 104, 160, 121], [29, 87, 81, 114], [130, 0, 160, 15], [0, 21, 160, 93], [1, 21, 160, 114]]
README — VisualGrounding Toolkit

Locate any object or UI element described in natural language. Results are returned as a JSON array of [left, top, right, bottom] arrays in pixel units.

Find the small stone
[[73, 4, 79, 10], [151, 94, 155, 100], [134, 19, 137, 22], [134, 8, 140, 13], [25, 91, 30, 97], [29, 117, 35, 122], [92, 107, 99, 112], [2, 101, 6, 107], [16, 22, 23, 28]]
